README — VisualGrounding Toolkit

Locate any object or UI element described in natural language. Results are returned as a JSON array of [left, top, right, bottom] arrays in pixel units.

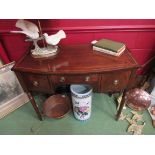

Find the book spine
[[93, 46, 120, 56], [94, 42, 125, 53], [93, 45, 117, 53]]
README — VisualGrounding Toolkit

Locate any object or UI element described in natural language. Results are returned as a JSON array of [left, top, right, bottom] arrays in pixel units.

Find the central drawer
[[50, 74, 98, 84], [50, 74, 99, 92]]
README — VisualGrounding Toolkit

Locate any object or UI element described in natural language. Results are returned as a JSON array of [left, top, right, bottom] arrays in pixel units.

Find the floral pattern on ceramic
[[74, 106, 90, 119], [70, 84, 92, 121]]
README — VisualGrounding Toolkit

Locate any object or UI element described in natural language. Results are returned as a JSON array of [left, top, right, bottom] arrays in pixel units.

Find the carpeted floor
[[0, 93, 155, 135]]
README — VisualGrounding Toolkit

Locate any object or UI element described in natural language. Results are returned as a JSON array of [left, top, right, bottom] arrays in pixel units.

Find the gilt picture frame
[[0, 58, 3, 67], [0, 62, 29, 119]]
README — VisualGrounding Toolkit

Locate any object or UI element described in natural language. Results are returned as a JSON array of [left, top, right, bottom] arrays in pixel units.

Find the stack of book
[[92, 39, 126, 56]]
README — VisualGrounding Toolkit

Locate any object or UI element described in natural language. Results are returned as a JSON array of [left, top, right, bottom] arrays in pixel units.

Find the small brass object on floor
[[126, 111, 145, 135], [127, 122, 145, 135]]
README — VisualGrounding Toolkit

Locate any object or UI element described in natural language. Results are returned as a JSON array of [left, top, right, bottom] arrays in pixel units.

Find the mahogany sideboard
[[12, 44, 139, 121]]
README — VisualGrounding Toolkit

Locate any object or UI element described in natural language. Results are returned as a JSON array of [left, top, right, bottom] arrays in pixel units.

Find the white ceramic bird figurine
[[11, 19, 39, 39], [43, 30, 66, 46]]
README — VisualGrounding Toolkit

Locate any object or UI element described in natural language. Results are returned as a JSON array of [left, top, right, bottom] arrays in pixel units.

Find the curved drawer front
[[21, 73, 52, 92], [50, 74, 98, 84], [100, 71, 131, 92], [50, 74, 99, 92]]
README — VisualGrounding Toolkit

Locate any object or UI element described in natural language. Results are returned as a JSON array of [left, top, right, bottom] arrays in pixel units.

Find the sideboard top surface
[[13, 44, 139, 74]]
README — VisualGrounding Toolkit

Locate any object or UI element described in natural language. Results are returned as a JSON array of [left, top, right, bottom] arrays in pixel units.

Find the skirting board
[[0, 93, 29, 119]]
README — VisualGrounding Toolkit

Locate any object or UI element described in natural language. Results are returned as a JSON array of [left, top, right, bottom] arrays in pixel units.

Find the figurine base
[[31, 46, 58, 58]]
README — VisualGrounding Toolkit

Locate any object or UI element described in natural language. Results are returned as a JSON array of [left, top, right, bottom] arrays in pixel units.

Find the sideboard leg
[[27, 92, 43, 121], [116, 90, 126, 120], [116, 69, 137, 120], [15, 72, 43, 121]]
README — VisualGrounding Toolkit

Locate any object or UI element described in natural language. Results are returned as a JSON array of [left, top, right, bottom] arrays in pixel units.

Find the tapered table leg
[[27, 92, 43, 121], [116, 69, 137, 120], [116, 90, 126, 120], [15, 72, 43, 121]]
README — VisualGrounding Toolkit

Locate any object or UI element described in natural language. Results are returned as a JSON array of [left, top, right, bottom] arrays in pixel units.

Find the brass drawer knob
[[33, 81, 39, 87], [60, 76, 65, 82], [113, 79, 119, 85], [85, 76, 90, 82]]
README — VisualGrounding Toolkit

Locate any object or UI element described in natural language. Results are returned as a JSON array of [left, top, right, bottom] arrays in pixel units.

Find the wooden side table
[[12, 44, 139, 121]]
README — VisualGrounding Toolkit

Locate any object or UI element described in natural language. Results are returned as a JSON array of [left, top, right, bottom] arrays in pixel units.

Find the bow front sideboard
[[12, 44, 139, 121]]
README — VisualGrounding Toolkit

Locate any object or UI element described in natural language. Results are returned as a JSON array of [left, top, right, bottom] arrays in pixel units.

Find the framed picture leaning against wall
[[0, 58, 4, 67], [0, 62, 29, 119]]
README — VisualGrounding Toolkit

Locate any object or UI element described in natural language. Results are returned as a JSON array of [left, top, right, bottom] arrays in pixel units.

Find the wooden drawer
[[100, 71, 131, 92], [50, 74, 99, 92], [21, 73, 52, 93], [50, 74, 98, 84]]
